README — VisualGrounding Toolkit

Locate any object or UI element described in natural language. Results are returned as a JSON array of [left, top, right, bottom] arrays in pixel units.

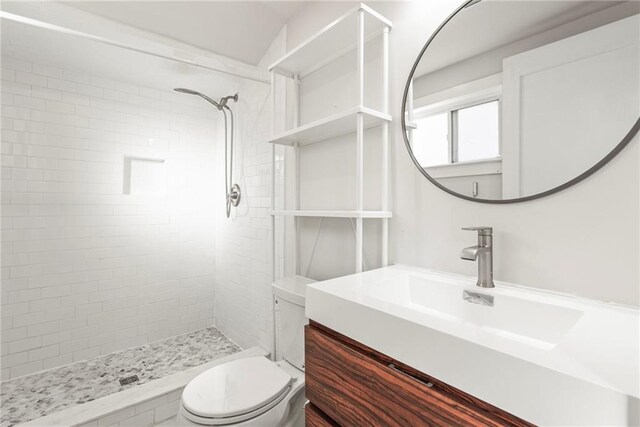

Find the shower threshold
[[0, 327, 243, 427]]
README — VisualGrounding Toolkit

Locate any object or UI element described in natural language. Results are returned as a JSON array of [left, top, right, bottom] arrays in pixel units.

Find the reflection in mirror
[[404, 0, 640, 202]]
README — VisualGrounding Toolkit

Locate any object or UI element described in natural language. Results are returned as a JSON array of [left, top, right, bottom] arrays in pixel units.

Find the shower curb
[[18, 347, 269, 427]]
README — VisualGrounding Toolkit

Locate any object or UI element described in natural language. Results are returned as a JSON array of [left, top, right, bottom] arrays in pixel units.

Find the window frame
[[413, 92, 502, 168]]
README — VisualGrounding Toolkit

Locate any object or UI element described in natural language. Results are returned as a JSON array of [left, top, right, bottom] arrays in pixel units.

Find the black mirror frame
[[401, 0, 640, 204]]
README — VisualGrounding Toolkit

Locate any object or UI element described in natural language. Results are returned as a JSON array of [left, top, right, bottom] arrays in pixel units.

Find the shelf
[[268, 3, 392, 77], [268, 106, 391, 146], [269, 210, 392, 219]]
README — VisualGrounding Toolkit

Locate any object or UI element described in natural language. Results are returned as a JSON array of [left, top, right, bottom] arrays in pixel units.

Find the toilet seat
[[181, 357, 293, 425]]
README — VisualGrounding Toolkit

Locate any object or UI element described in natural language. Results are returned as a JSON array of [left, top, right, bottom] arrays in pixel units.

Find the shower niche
[[123, 156, 167, 196]]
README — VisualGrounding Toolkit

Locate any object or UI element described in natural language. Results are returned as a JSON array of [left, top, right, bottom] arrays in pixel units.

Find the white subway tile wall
[[1, 55, 221, 380]]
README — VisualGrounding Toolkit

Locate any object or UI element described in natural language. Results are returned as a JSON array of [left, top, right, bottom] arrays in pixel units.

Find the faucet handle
[[462, 226, 493, 236]]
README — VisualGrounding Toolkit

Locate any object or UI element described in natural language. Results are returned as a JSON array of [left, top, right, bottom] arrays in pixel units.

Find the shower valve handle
[[229, 184, 241, 207]]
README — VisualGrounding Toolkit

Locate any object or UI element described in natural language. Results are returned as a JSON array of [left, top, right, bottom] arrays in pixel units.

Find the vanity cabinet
[[305, 321, 534, 427]]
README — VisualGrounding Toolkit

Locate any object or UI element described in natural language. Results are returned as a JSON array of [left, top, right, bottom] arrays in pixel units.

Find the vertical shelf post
[[293, 142, 300, 275], [293, 75, 301, 276], [270, 70, 277, 361], [270, 71, 276, 282], [381, 25, 390, 267], [355, 8, 365, 273]]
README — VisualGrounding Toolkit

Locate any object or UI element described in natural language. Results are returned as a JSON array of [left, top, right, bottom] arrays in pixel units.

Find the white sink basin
[[367, 275, 583, 349]]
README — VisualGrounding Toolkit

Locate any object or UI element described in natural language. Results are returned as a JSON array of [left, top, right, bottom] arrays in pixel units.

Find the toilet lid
[[182, 356, 292, 419]]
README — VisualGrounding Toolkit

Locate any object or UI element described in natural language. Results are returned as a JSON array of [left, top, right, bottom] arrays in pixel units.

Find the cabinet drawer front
[[305, 324, 532, 427]]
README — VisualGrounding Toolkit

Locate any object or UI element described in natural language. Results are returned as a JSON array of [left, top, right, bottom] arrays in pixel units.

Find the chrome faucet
[[460, 226, 494, 288]]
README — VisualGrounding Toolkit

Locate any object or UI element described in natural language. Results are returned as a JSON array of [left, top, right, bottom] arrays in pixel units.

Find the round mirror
[[403, 0, 640, 203]]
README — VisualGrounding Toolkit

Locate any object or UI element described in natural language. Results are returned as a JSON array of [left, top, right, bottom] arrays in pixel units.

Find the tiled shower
[[1, 7, 282, 424]]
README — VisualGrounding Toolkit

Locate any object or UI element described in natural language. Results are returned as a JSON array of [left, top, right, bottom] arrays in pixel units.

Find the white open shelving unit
[[269, 3, 392, 293]]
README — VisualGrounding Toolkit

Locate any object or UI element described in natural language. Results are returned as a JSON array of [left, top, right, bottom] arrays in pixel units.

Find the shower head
[[174, 88, 221, 109], [219, 93, 239, 109]]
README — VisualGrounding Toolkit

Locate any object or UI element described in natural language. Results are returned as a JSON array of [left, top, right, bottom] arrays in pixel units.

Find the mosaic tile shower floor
[[0, 327, 240, 427]]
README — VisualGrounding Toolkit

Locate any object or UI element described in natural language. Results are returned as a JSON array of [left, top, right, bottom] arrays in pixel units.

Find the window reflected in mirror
[[457, 100, 499, 163]]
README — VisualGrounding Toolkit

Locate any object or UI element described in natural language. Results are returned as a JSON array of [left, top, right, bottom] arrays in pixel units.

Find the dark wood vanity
[[304, 321, 535, 427]]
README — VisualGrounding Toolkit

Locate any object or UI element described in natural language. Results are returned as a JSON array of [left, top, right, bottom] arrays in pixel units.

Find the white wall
[[283, 0, 639, 306], [1, 55, 219, 379]]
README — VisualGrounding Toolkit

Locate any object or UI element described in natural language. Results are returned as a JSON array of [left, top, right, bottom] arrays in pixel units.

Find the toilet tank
[[272, 276, 316, 370]]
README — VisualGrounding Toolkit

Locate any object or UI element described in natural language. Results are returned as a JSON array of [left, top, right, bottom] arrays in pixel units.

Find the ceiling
[[61, 1, 306, 65], [1, 18, 245, 98]]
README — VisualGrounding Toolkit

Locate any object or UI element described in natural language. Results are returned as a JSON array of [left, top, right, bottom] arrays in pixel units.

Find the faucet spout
[[460, 245, 489, 261]]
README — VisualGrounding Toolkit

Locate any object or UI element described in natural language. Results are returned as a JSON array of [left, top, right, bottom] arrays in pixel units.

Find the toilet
[[177, 276, 315, 426]]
